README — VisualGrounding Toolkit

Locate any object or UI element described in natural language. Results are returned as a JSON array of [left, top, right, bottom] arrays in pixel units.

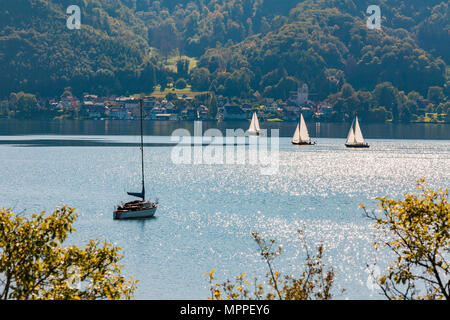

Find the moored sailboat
[[113, 99, 158, 220], [345, 116, 369, 148], [292, 113, 316, 145], [247, 112, 261, 136]]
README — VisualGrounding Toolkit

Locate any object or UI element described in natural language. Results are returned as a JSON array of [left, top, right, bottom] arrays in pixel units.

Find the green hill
[[196, 0, 448, 99], [0, 0, 155, 96], [0, 0, 448, 105]]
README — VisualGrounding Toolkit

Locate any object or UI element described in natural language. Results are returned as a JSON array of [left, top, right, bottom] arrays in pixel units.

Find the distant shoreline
[[0, 117, 448, 125], [1, 119, 449, 140]]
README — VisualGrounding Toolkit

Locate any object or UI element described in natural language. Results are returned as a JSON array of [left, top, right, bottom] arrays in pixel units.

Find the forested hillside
[[1, 0, 449, 110], [196, 0, 448, 98], [0, 0, 159, 96]]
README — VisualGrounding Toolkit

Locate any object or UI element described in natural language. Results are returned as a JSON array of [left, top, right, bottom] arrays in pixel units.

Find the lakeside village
[[2, 82, 447, 123], [0, 84, 335, 122]]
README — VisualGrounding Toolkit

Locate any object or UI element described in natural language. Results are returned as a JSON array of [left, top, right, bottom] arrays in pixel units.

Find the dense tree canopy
[[1, 0, 449, 118], [362, 180, 449, 300], [0, 205, 137, 300]]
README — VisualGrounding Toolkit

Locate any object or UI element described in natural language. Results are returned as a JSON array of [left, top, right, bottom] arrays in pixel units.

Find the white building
[[289, 83, 309, 106]]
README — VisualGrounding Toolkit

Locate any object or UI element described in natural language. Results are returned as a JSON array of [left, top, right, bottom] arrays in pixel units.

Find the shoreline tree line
[[0, 1, 448, 122]]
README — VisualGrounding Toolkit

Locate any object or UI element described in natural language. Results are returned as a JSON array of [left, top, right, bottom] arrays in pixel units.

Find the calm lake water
[[1, 119, 450, 140], [0, 120, 449, 299]]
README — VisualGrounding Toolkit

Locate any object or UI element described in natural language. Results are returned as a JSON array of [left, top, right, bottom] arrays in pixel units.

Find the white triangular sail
[[292, 113, 311, 143], [292, 123, 301, 144], [248, 112, 260, 133], [299, 113, 310, 142], [353, 116, 365, 144], [346, 119, 356, 145]]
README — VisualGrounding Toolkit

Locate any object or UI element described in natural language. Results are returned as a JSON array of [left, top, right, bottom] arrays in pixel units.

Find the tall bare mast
[[127, 98, 146, 200], [140, 99, 145, 200]]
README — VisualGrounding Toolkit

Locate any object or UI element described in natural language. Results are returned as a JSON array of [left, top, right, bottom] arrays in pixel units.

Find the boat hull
[[292, 141, 316, 145], [113, 205, 158, 220], [345, 143, 370, 148]]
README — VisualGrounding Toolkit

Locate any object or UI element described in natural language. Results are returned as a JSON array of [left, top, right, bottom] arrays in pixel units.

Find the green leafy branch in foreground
[[361, 179, 449, 300], [0, 206, 137, 300], [206, 179, 449, 301], [204, 230, 342, 300]]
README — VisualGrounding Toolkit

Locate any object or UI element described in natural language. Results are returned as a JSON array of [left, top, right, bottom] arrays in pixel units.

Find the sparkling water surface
[[0, 132, 449, 299]]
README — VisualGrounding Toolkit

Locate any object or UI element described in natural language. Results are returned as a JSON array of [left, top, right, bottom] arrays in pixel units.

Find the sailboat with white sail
[[345, 115, 369, 148], [292, 113, 316, 145], [247, 112, 261, 136], [113, 99, 158, 220]]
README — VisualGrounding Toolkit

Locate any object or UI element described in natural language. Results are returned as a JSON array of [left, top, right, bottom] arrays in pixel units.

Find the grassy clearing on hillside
[[150, 85, 209, 99], [164, 55, 198, 73]]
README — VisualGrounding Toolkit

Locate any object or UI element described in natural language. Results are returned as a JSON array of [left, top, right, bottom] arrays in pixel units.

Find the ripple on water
[[0, 139, 449, 299]]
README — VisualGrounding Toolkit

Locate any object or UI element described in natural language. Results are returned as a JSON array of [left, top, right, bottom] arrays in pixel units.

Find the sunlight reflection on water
[[0, 137, 449, 299]]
